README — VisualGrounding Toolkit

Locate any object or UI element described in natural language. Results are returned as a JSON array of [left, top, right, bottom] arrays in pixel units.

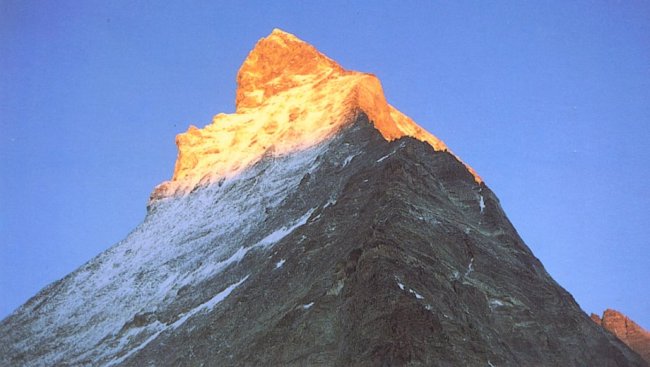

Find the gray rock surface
[[1, 112, 646, 366]]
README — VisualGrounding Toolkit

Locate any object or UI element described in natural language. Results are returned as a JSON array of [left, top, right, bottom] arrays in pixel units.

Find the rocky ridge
[[592, 310, 650, 364], [152, 29, 479, 201]]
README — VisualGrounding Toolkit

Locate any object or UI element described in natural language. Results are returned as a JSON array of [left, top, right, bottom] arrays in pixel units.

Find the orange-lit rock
[[593, 309, 650, 363], [591, 312, 602, 325], [152, 29, 480, 200]]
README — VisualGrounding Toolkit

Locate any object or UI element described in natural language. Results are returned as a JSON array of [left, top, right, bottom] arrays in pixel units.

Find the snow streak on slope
[[258, 209, 315, 247], [105, 275, 250, 367], [2, 140, 331, 366]]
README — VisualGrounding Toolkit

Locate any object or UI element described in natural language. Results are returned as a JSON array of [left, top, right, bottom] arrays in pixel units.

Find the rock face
[[153, 29, 478, 201], [592, 310, 650, 364], [0, 30, 647, 366]]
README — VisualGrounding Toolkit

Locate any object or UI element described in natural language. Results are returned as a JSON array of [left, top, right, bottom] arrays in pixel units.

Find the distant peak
[[593, 309, 650, 363], [152, 30, 480, 201]]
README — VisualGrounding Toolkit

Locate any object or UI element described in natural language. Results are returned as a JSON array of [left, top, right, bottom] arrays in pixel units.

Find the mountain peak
[[152, 29, 480, 202], [235, 29, 343, 111]]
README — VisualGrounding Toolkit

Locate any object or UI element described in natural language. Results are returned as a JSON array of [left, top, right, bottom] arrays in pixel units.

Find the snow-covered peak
[[152, 29, 480, 202], [235, 28, 345, 112]]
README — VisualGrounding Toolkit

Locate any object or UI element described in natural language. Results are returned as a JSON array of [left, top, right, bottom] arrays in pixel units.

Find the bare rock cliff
[[592, 309, 650, 364]]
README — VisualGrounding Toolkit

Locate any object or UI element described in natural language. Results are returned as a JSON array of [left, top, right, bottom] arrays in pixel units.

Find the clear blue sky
[[1, 1, 649, 327]]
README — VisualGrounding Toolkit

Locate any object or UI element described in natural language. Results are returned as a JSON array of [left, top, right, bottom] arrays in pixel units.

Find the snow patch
[[376, 151, 395, 162], [258, 209, 315, 247], [106, 323, 165, 367], [171, 275, 249, 329], [489, 298, 508, 312], [9, 141, 331, 366], [178, 246, 249, 287], [302, 302, 314, 309], [464, 257, 474, 277], [275, 259, 286, 269], [107, 275, 249, 366], [479, 195, 485, 213], [324, 197, 337, 208], [396, 278, 424, 300], [342, 153, 359, 167], [490, 299, 505, 307]]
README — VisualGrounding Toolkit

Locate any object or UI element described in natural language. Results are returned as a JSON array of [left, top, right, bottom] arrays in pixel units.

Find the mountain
[[0, 29, 646, 367], [592, 310, 650, 364]]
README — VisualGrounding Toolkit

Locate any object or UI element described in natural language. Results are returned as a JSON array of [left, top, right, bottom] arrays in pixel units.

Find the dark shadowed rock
[[3, 114, 645, 366]]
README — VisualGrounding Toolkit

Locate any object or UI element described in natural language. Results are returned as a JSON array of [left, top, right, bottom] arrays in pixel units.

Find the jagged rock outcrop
[[592, 309, 650, 364], [0, 29, 647, 367], [152, 29, 478, 201]]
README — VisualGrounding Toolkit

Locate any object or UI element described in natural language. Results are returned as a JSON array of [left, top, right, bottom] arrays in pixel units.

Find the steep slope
[[593, 310, 650, 364], [117, 115, 645, 367], [1, 30, 647, 367]]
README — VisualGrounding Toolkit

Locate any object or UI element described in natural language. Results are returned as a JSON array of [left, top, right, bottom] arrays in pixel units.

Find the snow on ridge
[[171, 275, 250, 330], [177, 246, 249, 288], [105, 323, 165, 367], [11, 139, 332, 366], [106, 275, 249, 367]]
